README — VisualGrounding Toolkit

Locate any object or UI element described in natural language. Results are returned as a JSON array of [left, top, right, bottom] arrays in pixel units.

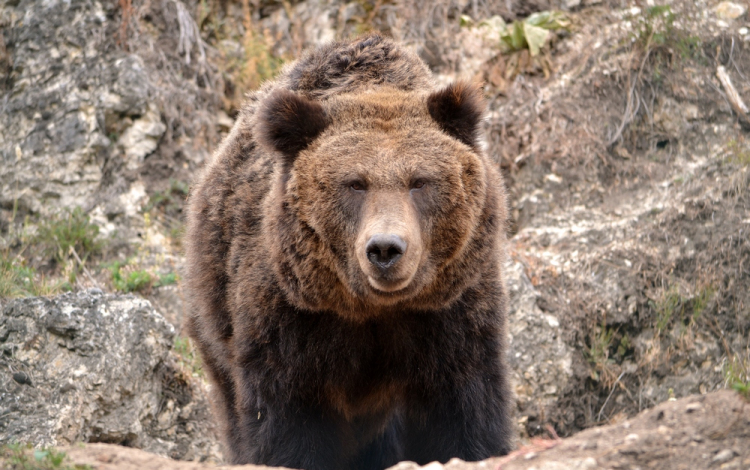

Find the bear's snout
[[365, 234, 407, 270], [355, 191, 422, 295]]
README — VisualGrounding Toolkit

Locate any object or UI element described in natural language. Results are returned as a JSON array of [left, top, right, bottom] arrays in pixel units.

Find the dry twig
[[69, 246, 101, 290], [717, 65, 750, 129]]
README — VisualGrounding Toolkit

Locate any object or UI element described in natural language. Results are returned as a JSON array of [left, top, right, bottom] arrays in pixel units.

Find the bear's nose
[[365, 234, 407, 270]]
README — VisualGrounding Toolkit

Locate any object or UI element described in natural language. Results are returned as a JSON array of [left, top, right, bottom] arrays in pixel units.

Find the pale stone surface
[[715, 2, 747, 20], [506, 261, 574, 435], [0, 291, 221, 462]]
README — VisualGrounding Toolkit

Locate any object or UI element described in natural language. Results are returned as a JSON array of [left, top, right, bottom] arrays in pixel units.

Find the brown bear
[[185, 33, 513, 470]]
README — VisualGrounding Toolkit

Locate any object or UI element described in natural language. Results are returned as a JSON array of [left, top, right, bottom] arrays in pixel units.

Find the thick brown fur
[[185, 33, 513, 470]]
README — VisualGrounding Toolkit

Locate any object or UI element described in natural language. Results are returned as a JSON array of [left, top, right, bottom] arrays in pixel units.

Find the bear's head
[[257, 82, 503, 318]]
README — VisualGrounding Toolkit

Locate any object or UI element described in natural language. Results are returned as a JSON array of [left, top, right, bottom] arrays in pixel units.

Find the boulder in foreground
[[0, 290, 221, 461]]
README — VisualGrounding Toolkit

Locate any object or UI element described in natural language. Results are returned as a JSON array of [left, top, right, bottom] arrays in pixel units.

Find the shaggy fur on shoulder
[[185, 33, 513, 470]]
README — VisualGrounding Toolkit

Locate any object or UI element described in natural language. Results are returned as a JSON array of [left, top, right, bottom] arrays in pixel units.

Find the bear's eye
[[350, 181, 366, 192], [411, 180, 426, 190]]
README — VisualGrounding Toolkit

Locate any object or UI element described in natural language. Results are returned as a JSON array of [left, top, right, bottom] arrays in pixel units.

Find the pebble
[[685, 403, 703, 413], [712, 449, 737, 464], [715, 2, 747, 20]]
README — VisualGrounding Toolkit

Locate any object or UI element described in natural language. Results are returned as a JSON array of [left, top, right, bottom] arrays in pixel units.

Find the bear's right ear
[[257, 90, 330, 166]]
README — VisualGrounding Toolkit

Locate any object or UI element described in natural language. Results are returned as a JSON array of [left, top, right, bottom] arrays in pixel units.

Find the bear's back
[[273, 34, 435, 100]]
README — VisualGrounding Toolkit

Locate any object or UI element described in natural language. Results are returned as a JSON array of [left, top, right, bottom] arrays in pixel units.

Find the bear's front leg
[[402, 366, 513, 464], [231, 369, 352, 470]]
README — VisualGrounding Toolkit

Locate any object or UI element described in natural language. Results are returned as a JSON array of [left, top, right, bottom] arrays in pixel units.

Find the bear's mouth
[[366, 273, 415, 294]]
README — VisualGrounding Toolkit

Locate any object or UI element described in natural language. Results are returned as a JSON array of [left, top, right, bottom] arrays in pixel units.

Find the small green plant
[[616, 333, 632, 359], [584, 323, 619, 385], [674, 35, 702, 60], [632, 6, 702, 62], [650, 285, 715, 335], [108, 260, 176, 293], [654, 288, 681, 333], [109, 261, 152, 293], [35, 208, 102, 264], [1, 258, 30, 298], [691, 286, 715, 321], [174, 336, 203, 377], [635, 5, 675, 48], [144, 179, 189, 215], [0, 257, 68, 299], [157, 272, 177, 287], [500, 11, 570, 57], [723, 355, 750, 400], [726, 138, 750, 166], [0, 443, 91, 470]]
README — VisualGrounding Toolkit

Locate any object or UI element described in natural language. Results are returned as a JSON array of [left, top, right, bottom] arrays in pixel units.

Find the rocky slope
[[1, 0, 749, 467]]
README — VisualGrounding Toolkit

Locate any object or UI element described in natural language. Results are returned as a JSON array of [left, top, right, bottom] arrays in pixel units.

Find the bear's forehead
[[325, 89, 431, 122], [298, 128, 468, 186], [313, 123, 462, 161], [317, 94, 458, 150], [292, 88, 478, 179]]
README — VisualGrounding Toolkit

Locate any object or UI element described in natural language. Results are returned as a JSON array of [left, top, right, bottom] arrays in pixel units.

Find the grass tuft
[[174, 336, 203, 377], [108, 260, 177, 293], [584, 322, 620, 386], [1, 255, 69, 299], [724, 355, 750, 401], [0, 444, 91, 470], [35, 208, 102, 265]]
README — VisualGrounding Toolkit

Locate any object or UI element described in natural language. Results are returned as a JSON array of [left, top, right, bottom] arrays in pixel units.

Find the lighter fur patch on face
[[355, 189, 424, 293]]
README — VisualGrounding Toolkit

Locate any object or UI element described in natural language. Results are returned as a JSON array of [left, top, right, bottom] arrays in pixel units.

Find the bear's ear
[[257, 90, 330, 165], [426, 81, 485, 149]]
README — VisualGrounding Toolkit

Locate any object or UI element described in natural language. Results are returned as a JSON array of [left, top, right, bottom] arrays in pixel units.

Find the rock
[[0, 291, 221, 462], [0, 0, 126, 214], [60, 443, 265, 470], [117, 104, 167, 170], [216, 111, 235, 131], [712, 449, 737, 464], [715, 2, 746, 20]]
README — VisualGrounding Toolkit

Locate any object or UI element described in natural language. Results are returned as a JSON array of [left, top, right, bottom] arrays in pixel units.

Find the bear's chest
[[325, 380, 403, 422], [277, 311, 418, 396]]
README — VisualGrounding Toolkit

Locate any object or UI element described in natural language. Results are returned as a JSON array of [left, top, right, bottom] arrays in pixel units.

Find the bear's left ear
[[257, 90, 330, 166], [427, 81, 485, 149]]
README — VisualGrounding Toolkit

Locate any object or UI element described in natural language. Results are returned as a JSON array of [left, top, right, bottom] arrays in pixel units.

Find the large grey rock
[[0, 290, 221, 462]]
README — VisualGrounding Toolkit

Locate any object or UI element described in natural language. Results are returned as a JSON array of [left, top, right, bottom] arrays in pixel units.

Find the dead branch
[[717, 65, 750, 129], [69, 246, 101, 290]]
